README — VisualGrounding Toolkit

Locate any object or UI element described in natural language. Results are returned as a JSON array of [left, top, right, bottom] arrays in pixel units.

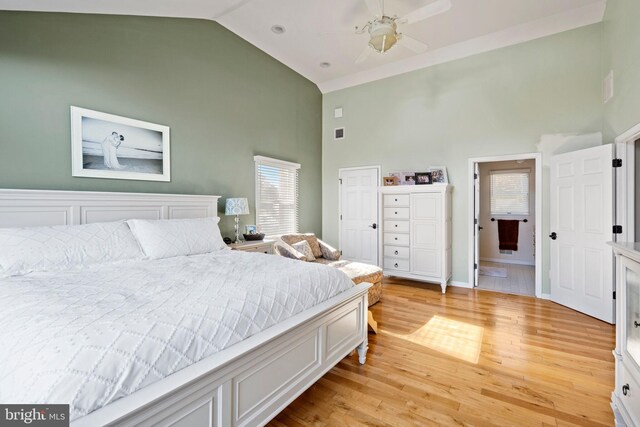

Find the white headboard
[[0, 189, 220, 228]]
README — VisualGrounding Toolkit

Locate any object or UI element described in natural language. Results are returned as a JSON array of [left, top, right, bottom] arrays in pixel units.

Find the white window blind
[[254, 156, 300, 236], [490, 169, 530, 215]]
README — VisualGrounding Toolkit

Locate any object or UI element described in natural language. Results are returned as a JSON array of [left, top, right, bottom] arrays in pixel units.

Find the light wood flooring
[[269, 277, 615, 427], [478, 261, 536, 296]]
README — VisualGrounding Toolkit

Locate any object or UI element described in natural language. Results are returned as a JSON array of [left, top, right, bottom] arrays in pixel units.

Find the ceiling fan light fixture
[[367, 17, 398, 53], [369, 33, 397, 53]]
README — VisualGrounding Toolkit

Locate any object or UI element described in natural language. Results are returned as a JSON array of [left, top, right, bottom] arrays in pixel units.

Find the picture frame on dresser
[[429, 166, 448, 184]]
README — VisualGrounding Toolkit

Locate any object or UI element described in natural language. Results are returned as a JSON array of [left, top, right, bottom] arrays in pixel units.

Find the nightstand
[[228, 239, 275, 254]]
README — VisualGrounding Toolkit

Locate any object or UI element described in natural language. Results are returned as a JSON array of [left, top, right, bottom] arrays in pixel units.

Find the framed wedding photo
[[71, 106, 171, 182]]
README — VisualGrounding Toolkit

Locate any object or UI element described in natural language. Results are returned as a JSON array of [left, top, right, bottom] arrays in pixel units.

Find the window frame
[[489, 168, 530, 216], [254, 155, 301, 237]]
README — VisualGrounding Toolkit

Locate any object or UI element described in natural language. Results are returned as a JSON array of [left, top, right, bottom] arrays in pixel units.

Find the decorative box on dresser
[[610, 242, 640, 427], [379, 184, 452, 293]]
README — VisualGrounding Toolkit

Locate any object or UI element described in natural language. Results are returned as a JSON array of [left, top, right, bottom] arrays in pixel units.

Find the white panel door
[[549, 145, 614, 323], [339, 167, 379, 265]]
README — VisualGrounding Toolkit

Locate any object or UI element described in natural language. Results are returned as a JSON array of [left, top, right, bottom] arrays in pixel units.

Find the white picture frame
[[429, 166, 448, 183], [71, 106, 170, 182]]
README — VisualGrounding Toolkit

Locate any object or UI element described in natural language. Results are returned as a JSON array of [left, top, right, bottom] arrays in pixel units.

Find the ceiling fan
[[355, 0, 452, 63]]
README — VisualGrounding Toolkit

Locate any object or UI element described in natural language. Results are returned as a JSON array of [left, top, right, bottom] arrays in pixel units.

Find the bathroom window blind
[[490, 169, 530, 215], [254, 156, 300, 236]]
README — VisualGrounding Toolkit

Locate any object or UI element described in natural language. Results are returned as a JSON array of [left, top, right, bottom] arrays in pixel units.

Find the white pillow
[[127, 217, 227, 260], [0, 221, 144, 277], [292, 240, 316, 262]]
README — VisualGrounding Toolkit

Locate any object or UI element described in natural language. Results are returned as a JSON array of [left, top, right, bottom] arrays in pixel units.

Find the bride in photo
[[101, 131, 125, 169]]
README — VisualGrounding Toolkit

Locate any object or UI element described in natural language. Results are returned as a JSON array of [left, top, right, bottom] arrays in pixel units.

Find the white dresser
[[379, 184, 452, 293], [610, 242, 640, 427]]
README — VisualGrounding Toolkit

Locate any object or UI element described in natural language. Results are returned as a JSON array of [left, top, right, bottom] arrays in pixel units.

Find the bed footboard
[[73, 284, 371, 427]]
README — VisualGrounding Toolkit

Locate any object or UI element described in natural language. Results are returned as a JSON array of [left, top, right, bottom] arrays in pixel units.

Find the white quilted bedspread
[[0, 251, 354, 420]]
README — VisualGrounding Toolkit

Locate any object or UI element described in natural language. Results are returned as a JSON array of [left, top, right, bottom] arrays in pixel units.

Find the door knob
[[623, 384, 630, 396], [368, 223, 377, 229], [549, 232, 557, 240], [479, 226, 484, 230]]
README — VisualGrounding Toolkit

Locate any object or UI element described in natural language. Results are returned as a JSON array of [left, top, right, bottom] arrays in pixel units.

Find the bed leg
[[357, 338, 368, 365]]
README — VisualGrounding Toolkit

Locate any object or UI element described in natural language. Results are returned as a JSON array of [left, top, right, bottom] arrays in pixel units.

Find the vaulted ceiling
[[0, 0, 606, 92]]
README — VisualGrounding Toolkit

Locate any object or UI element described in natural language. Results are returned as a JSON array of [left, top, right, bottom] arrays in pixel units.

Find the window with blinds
[[490, 169, 530, 215], [254, 156, 300, 236]]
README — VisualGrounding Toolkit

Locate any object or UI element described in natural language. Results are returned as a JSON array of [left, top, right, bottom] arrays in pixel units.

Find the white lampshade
[[225, 198, 249, 215]]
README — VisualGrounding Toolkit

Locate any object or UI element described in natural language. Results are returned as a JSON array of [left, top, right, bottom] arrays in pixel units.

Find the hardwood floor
[[269, 277, 615, 427]]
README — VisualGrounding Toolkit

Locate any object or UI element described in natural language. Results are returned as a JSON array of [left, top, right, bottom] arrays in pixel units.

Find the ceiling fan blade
[[399, 0, 452, 24], [364, 0, 383, 17], [355, 46, 372, 64], [399, 34, 429, 53]]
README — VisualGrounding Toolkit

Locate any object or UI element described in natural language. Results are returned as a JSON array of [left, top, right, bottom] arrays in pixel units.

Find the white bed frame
[[0, 189, 370, 427]]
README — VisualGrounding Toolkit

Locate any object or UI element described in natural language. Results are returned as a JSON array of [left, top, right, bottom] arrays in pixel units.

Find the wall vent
[[499, 249, 513, 255]]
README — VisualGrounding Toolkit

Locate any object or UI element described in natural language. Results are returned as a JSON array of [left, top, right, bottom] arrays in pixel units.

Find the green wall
[[323, 24, 604, 289], [603, 0, 640, 141], [0, 12, 322, 237]]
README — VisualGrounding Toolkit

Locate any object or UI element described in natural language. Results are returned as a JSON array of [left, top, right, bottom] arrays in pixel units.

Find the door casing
[[467, 153, 543, 297]]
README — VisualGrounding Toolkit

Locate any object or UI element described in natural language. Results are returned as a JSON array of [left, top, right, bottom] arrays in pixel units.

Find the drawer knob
[[394, 263, 398, 268], [395, 198, 398, 201], [395, 224, 398, 227], [395, 250, 399, 255], [395, 237, 398, 240], [623, 384, 630, 396], [395, 211, 398, 214]]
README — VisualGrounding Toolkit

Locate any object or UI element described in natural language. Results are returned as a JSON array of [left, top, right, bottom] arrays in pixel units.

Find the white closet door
[[339, 168, 379, 265], [411, 193, 442, 277]]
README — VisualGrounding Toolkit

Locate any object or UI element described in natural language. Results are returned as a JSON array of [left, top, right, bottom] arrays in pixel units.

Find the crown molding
[[318, 0, 606, 94]]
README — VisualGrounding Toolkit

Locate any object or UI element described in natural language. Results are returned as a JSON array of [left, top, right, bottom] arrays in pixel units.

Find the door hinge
[[340, 250, 343, 255], [474, 173, 478, 179], [339, 178, 343, 184], [613, 158, 622, 168], [474, 263, 478, 269], [613, 225, 623, 234], [613, 291, 616, 300], [340, 214, 342, 220], [474, 218, 478, 225]]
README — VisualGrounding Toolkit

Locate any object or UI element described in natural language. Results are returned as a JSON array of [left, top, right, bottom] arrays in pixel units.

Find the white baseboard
[[539, 293, 551, 300], [450, 281, 472, 289], [479, 257, 535, 267]]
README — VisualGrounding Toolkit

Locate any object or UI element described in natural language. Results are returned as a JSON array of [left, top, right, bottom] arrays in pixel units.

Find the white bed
[[0, 189, 370, 427]]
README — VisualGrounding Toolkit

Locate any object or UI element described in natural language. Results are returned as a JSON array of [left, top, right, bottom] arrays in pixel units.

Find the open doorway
[[468, 153, 542, 297]]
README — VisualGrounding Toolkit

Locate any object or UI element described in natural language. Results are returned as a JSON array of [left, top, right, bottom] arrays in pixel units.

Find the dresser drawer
[[384, 245, 410, 259], [384, 220, 409, 233], [384, 194, 410, 207], [384, 233, 409, 246], [384, 258, 410, 271], [618, 363, 640, 425], [384, 207, 410, 220]]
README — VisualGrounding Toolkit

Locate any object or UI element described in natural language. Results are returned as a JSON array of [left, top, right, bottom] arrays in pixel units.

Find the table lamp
[[225, 197, 250, 243]]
